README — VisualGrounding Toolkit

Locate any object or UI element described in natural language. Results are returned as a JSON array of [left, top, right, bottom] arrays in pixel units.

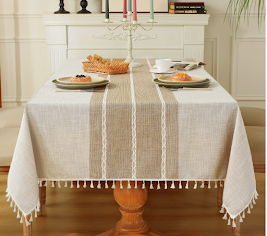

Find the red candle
[[133, 0, 137, 21], [123, 0, 127, 18]]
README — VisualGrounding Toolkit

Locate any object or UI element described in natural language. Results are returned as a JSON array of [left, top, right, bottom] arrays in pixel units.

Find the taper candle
[[128, 0, 132, 12], [133, 0, 137, 21], [105, 0, 109, 19], [150, 0, 154, 20], [123, 0, 127, 18]]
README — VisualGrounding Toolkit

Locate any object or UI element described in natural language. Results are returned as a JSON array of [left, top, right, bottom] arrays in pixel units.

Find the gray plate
[[52, 79, 109, 89], [154, 78, 211, 88]]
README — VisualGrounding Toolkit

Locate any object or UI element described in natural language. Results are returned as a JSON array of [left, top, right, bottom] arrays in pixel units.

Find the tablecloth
[[6, 58, 257, 227]]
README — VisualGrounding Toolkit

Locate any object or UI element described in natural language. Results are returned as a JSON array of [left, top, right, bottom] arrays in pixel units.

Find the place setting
[[152, 59, 212, 90], [52, 74, 109, 92]]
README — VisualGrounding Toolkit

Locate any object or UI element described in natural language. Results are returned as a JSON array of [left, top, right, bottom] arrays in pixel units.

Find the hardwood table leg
[[94, 181, 202, 236], [38, 181, 46, 216], [23, 215, 32, 236], [232, 216, 240, 236], [217, 181, 223, 207]]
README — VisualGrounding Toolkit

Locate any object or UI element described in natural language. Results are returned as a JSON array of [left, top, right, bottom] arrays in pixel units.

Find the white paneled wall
[[0, 0, 265, 108]]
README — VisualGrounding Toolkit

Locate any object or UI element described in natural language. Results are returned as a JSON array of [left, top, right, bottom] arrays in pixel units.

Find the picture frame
[[102, 0, 169, 13]]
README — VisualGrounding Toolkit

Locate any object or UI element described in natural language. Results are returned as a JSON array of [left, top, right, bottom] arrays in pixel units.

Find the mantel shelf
[[42, 13, 210, 26]]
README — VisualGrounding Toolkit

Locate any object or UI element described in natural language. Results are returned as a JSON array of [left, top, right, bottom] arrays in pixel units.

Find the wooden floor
[[0, 174, 265, 236]]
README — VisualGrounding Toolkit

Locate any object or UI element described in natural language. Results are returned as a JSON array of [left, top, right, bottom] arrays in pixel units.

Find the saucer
[[149, 68, 178, 74]]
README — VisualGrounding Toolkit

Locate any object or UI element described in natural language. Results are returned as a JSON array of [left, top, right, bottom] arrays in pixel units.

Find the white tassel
[[20, 216, 23, 224], [44, 181, 47, 187], [26, 219, 31, 226], [179, 181, 182, 189], [5, 188, 8, 193], [220, 207, 225, 214], [250, 202, 253, 209], [220, 180, 223, 187], [39, 181, 42, 187], [135, 180, 138, 189], [90, 181, 94, 188], [70, 181, 74, 188], [7, 196, 11, 202], [222, 213, 228, 220], [193, 181, 197, 189], [232, 219, 236, 227], [83, 181, 87, 188], [214, 181, 218, 188], [239, 216, 243, 222], [35, 210, 38, 218], [185, 181, 189, 189], [97, 181, 101, 189], [247, 207, 251, 214], [13, 204, 16, 212], [17, 210, 20, 218], [29, 213, 33, 222], [77, 181, 80, 188], [58, 181, 61, 188], [64, 181, 68, 187], [242, 211, 245, 219], [142, 181, 145, 189], [208, 181, 211, 189], [227, 218, 231, 225], [170, 181, 175, 189], [150, 181, 154, 189], [157, 181, 161, 190], [10, 201, 13, 207], [164, 181, 167, 189], [127, 181, 131, 189], [105, 181, 109, 189], [51, 181, 55, 188], [111, 181, 115, 189], [120, 181, 123, 189], [253, 198, 256, 205], [200, 181, 205, 188]]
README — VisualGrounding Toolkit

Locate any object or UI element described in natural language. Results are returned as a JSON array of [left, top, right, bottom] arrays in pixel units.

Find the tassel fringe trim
[[6, 187, 41, 226], [37, 179, 226, 190], [220, 190, 259, 227]]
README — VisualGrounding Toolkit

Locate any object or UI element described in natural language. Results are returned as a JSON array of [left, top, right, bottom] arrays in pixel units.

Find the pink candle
[[123, 0, 127, 18], [133, 0, 137, 21]]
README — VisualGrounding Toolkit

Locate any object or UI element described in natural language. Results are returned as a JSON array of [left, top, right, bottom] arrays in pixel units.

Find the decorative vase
[[77, 0, 91, 14], [54, 0, 70, 14]]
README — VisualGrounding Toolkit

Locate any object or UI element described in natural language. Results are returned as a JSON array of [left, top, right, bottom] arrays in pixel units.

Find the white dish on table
[[158, 75, 206, 84], [57, 76, 105, 85]]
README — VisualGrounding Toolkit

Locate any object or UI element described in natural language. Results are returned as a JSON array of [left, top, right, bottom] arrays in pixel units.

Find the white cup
[[155, 59, 171, 72]]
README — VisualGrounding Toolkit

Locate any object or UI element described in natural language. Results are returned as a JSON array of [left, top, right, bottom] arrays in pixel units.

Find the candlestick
[[77, 0, 91, 14], [133, 0, 137, 22], [123, 0, 127, 20], [150, 0, 154, 20], [54, 0, 70, 14], [105, 0, 109, 20], [103, 11, 156, 68], [128, 0, 132, 12]]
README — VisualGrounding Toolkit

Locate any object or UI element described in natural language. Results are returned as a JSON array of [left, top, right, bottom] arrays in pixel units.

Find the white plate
[[158, 75, 206, 84], [57, 76, 105, 85], [149, 68, 178, 74]]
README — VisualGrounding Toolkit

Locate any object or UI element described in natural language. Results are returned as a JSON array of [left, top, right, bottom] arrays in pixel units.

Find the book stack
[[169, 2, 207, 14]]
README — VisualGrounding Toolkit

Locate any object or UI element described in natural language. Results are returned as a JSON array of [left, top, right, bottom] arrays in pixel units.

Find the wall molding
[[0, 13, 42, 18], [0, 37, 46, 43], [204, 36, 219, 81], [231, 36, 265, 101]]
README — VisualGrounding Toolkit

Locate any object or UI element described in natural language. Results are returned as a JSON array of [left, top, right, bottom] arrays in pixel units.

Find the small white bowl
[[155, 59, 172, 73]]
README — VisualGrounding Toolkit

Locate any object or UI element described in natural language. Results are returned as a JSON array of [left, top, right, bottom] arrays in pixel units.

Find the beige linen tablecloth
[[7, 59, 257, 227]]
